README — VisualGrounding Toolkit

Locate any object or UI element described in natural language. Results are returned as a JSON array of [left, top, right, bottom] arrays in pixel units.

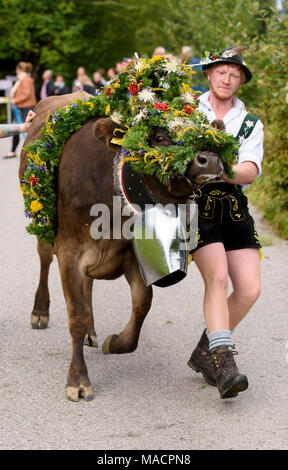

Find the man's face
[[207, 64, 242, 101]]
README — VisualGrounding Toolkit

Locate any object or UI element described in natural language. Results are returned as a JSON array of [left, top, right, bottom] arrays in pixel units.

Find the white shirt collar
[[199, 91, 245, 112]]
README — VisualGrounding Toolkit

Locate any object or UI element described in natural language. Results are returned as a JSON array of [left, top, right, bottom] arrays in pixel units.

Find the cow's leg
[[31, 239, 53, 329], [102, 256, 153, 354], [59, 258, 93, 402], [83, 276, 98, 348]]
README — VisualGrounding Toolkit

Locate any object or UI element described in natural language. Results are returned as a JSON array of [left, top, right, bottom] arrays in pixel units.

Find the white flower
[[164, 59, 178, 73], [246, 120, 255, 128], [138, 87, 156, 103], [167, 117, 193, 132], [110, 111, 123, 124], [181, 92, 195, 104], [239, 136, 245, 144], [134, 58, 148, 73], [133, 109, 148, 124], [159, 78, 170, 90]]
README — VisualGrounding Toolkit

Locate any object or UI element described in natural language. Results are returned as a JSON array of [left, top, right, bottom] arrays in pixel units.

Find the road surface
[[0, 136, 287, 450]]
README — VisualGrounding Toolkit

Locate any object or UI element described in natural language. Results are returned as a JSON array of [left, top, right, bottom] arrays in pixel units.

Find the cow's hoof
[[84, 333, 98, 348], [102, 334, 118, 354], [31, 313, 49, 329], [66, 383, 94, 402]]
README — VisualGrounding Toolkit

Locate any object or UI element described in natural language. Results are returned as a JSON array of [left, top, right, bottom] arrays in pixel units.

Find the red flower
[[29, 176, 38, 186], [211, 54, 217, 60], [128, 80, 142, 95], [154, 102, 169, 112], [105, 87, 112, 97], [183, 105, 193, 114]]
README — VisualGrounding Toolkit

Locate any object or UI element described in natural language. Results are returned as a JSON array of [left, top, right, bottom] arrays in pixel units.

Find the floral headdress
[[22, 53, 238, 244]]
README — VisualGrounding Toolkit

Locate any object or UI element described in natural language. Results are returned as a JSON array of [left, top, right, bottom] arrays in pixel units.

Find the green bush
[[246, 9, 288, 238]]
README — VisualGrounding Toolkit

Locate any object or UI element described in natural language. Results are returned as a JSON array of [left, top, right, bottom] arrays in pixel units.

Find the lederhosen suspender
[[234, 113, 259, 195], [236, 113, 259, 144]]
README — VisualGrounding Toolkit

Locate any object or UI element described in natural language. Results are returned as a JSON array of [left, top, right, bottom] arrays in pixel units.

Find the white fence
[[0, 76, 16, 123]]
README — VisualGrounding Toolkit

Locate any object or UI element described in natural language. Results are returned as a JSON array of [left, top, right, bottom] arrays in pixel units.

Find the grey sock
[[207, 329, 233, 352]]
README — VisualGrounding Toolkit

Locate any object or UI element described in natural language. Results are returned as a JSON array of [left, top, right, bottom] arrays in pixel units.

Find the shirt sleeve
[[238, 119, 264, 176]]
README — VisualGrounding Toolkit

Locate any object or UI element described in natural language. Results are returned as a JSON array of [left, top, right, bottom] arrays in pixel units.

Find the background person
[[152, 46, 166, 57], [79, 74, 96, 94], [40, 70, 54, 100], [72, 66, 86, 91], [93, 70, 106, 90], [4, 62, 36, 158], [53, 75, 69, 95]]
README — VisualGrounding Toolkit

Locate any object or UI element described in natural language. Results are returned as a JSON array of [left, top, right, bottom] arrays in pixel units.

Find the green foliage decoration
[[21, 54, 238, 244]]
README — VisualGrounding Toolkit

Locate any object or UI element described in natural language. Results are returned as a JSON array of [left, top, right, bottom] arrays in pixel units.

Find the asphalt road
[[0, 136, 287, 451]]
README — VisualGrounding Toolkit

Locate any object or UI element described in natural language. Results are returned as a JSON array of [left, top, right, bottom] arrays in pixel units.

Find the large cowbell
[[132, 202, 198, 287]]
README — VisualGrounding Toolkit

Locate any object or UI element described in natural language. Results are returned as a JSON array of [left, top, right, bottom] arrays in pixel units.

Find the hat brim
[[201, 59, 252, 84]]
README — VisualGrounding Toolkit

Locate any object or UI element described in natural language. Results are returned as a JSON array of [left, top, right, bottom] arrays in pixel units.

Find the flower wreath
[[21, 54, 238, 244]]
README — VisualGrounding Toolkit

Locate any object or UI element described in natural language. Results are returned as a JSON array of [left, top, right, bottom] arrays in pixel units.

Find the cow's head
[[94, 118, 224, 202]]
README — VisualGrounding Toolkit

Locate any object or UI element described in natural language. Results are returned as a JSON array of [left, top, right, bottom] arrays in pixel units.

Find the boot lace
[[212, 347, 238, 378]]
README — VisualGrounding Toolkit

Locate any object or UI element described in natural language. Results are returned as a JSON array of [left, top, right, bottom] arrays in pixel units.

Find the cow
[[19, 92, 224, 402]]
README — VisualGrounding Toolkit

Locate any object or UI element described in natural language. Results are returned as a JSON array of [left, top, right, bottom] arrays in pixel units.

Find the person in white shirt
[[187, 47, 264, 399]]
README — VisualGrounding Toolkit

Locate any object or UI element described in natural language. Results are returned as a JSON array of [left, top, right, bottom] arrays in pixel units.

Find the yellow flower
[[30, 199, 43, 213], [105, 104, 111, 115], [85, 102, 94, 111], [44, 111, 54, 135], [150, 55, 164, 63]]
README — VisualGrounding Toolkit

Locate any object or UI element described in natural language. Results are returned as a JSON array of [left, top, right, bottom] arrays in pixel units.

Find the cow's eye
[[156, 135, 165, 143]]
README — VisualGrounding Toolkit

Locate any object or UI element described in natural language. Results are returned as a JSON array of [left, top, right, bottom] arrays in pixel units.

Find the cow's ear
[[94, 118, 126, 148]]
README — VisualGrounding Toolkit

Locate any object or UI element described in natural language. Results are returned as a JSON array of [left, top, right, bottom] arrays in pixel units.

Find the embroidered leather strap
[[236, 113, 259, 145], [234, 113, 259, 195]]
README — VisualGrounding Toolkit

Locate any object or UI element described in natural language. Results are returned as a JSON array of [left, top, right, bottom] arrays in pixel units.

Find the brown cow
[[19, 92, 223, 401]]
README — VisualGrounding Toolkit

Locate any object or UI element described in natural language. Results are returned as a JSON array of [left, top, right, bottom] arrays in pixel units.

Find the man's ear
[[94, 118, 127, 148]]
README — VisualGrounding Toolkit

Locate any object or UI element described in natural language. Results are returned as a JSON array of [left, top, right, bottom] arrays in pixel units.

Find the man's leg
[[227, 248, 261, 330], [193, 242, 230, 332], [188, 243, 248, 398]]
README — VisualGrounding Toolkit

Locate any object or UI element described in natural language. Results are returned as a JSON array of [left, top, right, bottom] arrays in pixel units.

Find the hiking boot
[[187, 330, 216, 386], [211, 346, 249, 399]]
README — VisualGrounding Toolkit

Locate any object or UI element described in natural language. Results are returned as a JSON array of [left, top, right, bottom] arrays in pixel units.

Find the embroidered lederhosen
[[192, 113, 262, 252]]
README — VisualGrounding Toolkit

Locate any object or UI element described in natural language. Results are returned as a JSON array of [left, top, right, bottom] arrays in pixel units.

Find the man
[[0, 110, 36, 139], [187, 47, 264, 399]]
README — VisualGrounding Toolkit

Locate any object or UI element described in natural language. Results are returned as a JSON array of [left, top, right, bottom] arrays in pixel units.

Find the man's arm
[[223, 161, 258, 185], [224, 119, 264, 185]]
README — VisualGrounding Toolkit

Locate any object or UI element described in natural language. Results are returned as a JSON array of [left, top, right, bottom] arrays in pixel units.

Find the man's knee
[[205, 271, 229, 292], [235, 283, 261, 306]]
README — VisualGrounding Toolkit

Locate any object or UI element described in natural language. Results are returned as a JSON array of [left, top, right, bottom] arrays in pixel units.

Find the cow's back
[[19, 91, 93, 180]]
